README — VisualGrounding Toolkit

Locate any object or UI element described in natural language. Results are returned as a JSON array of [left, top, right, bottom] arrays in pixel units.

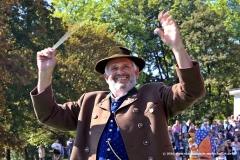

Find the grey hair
[[104, 60, 138, 75]]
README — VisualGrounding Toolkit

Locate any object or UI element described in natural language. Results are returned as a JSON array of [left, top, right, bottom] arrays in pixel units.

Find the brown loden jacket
[[30, 61, 205, 160]]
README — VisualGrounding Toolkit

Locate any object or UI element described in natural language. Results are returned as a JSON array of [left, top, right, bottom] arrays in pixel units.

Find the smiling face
[[104, 58, 139, 97]]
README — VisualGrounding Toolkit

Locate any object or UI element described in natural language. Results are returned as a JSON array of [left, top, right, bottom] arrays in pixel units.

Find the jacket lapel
[[98, 87, 138, 111], [98, 97, 111, 112], [118, 89, 138, 110]]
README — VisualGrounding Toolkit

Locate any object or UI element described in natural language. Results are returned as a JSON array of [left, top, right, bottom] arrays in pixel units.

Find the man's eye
[[111, 67, 117, 70]]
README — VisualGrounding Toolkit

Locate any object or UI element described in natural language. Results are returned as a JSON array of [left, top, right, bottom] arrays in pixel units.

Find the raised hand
[[37, 47, 57, 93], [37, 48, 57, 72], [154, 11, 193, 68], [154, 11, 184, 52]]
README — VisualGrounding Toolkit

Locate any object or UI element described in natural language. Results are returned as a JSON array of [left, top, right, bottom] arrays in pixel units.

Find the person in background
[[230, 127, 235, 139], [208, 129, 215, 139], [66, 137, 73, 160], [232, 129, 240, 142], [172, 120, 181, 141], [181, 121, 188, 136], [169, 129, 175, 149], [59, 142, 65, 160], [224, 140, 233, 160], [175, 152, 183, 160], [218, 124, 225, 134], [236, 124, 240, 132], [51, 139, 61, 160], [182, 155, 187, 160], [231, 137, 240, 160], [224, 120, 229, 130], [226, 120, 234, 132], [218, 120, 223, 126], [38, 144, 45, 160], [223, 128, 232, 141], [210, 120, 217, 129], [218, 132, 225, 146], [182, 133, 189, 158], [216, 150, 227, 160], [176, 141, 185, 158], [186, 120, 191, 129], [175, 134, 185, 151], [200, 118, 208, 129], [201, 119, 210, 130], [231, 119, 237, 129]]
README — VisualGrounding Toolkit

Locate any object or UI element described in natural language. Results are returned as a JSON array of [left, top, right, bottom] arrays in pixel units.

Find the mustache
[[114, 73, 130, 79]]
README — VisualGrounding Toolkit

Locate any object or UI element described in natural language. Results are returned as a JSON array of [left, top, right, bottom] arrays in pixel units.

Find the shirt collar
[[107, 87, 138, 100], [111, 92, 128, 101]]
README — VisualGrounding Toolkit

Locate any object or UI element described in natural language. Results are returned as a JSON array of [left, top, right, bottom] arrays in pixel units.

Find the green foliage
[[0, 0, 69, 159], [51, 0, 112, 26], [53, 24, 119, 102], [1, 0, 120, 158], [206, 0, 240, 41], [176, 0, 240, 124]]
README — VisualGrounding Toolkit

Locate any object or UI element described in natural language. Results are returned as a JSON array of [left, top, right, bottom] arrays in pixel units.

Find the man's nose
[[116, 67, 125, 74]]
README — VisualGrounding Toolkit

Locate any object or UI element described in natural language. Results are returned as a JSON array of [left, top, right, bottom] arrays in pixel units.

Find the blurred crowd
[[38, 137, 74, 160], [169, 115, 240, 160]]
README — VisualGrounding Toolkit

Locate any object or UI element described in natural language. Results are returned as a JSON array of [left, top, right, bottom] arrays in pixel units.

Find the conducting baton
[[52, 26, 79, 49]]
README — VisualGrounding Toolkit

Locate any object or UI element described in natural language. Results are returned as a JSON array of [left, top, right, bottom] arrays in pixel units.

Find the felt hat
[[95, 46, 145, 74]]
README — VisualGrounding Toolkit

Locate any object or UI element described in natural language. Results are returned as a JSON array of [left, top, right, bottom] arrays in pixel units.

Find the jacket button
[[84, 147, 89, 153], [138, 123, 143, 128], [149, 108, 154, 113], [132, 108, 139, 113], [143, 140, 149, 145], [93, 114, 98, 119], [89, 131, 92, 135], [148, 157, 154, 160]]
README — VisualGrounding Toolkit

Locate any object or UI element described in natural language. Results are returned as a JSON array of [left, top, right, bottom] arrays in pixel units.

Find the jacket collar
[[98, 87, 138, 111]]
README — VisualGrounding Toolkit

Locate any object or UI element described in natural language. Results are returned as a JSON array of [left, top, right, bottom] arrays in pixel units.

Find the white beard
[[107, 75, 137, 96]]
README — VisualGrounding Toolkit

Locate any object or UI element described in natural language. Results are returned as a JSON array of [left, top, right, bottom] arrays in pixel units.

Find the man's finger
[[158, 10, 168, 21], [154, 28, 165, 41], [37, 48, 55, 59]]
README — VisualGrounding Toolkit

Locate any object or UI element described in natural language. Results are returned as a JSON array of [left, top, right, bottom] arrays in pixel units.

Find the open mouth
[[115, 76, 129, 82]]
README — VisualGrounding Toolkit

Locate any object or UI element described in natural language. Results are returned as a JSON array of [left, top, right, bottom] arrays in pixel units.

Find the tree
[[0, 0, 67, 159], [206, 0, 240, 41], [51, 0, 112, 25], [175, 0, 240, 124], [0, 0, 28, 158]]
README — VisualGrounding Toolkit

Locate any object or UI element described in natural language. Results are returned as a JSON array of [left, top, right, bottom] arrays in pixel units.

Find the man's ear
[[135, 67, 140, 78], [104, 73, 108, 82]]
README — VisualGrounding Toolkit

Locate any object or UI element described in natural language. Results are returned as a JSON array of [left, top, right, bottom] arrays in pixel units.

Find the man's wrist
[[37, 72, 52, 93], [171, 44, 185, 54]]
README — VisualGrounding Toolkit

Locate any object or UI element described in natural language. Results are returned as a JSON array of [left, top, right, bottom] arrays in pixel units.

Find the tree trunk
[[6, 149, 10, 160]]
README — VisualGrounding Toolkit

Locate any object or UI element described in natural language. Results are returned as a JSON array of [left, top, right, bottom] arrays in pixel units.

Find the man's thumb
[[154, 28, 164, 41]]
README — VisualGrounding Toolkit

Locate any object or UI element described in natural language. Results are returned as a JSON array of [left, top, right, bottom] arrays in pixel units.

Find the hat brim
[[95, 55, 145, 74]]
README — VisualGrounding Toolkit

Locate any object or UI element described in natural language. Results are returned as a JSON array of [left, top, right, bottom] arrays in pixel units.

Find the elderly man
[[31, 11, 205, 160]]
